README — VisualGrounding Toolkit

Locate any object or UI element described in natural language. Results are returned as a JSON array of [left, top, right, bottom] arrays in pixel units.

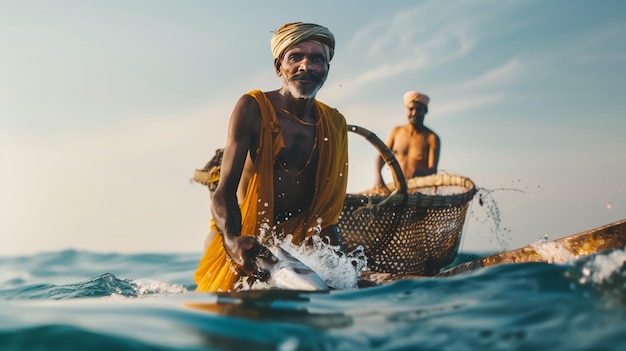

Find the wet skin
[[210, 41, 342, 279]]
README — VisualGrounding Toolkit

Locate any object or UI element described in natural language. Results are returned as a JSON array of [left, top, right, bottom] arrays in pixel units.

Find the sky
[[2, 0, 626, 257]]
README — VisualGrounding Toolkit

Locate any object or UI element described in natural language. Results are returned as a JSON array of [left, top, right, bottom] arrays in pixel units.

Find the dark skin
[[210, 41, 342, 279], [374, 101, 440, 194]]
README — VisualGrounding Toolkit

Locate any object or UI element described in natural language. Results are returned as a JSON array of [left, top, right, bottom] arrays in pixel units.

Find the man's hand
[[318, 225, 344, 251], [222, 236, 278, 281]]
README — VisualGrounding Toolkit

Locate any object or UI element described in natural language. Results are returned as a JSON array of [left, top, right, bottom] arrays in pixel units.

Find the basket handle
[[347, 125, 408, 197]]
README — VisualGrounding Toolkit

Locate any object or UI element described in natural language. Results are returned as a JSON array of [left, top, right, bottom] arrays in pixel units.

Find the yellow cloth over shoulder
[[194, 90, 348, 292]]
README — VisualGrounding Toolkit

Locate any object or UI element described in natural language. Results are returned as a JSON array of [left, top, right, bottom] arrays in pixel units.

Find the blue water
[[1, 248, 625, 351]]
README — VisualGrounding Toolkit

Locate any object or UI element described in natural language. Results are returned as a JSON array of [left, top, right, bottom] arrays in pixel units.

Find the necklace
[[276, 134, 318, 177], [275, 107, 319, 126]]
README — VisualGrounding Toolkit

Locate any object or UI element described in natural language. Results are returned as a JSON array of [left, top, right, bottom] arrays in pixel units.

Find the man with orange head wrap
[[373, 91, 440, 194], [194, 22, 349, 292]]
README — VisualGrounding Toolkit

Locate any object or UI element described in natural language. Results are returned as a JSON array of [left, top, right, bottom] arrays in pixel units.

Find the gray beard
[[284, 77, 326, 99]]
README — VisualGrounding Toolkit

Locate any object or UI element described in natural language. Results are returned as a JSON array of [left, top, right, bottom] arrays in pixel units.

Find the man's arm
[[414, 132, 440, 177], [429, 133, 440, 172], [211, 94, 276, 279], [373, 129, 396, 193]]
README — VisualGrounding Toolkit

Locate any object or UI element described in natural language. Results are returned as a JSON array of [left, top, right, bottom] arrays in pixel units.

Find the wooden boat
[[437, 218, 626, 277]]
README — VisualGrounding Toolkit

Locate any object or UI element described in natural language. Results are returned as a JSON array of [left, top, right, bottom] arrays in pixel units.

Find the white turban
[[403, 91, 430, 108]]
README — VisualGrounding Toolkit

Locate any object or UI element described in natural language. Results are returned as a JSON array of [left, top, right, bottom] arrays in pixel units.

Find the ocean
[[1, 248, 625, 351]]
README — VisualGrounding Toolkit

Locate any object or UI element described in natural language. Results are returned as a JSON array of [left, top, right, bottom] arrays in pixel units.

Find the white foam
[[130, 279, 190, 296], [279, 235, 366, 290], [579, 247, 626, 285], [530, 239, 576, 263], [248, 221, 368, 290]]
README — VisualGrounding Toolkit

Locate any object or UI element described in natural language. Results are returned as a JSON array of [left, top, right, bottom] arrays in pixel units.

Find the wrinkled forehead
[[281, 41, 329, 59]]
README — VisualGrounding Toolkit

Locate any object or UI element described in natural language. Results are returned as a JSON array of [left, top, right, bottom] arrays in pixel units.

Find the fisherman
[[194, 22, 349, 292], [373, 91, 440, 194]]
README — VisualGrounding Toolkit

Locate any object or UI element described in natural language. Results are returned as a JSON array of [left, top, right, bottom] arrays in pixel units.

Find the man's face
[[406, 101, 427, 125], [277, 41, 329, 99]]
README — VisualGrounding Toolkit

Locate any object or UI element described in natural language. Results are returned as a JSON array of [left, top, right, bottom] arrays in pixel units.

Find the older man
[[373, 91, 440, 194], [194, 22, 349, 292]]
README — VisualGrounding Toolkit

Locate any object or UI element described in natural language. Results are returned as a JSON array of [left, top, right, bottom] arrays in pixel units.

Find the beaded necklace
[[277, 134, 318, 177], [275, 107, 319, 126]]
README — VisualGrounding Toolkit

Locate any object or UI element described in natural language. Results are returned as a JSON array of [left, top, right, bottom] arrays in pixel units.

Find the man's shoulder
[[234, 93, 261, 113], [394, 124, 412, 133], [315, 99, 339, 112], [408, 124, 438, 135], [316, 100, 346, 122], [240, 90, 278, 112], [243, 89, 269, 102], [420, 126, 440, 143], [422, 125, 439, 137]]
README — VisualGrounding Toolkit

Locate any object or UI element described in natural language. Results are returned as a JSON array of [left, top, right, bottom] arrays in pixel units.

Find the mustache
[[289, 72, 322, 82]]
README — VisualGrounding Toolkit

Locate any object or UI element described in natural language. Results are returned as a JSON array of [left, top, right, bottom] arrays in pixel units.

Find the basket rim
[[344, 173, 477, 208], [193, 126, 478, 208]]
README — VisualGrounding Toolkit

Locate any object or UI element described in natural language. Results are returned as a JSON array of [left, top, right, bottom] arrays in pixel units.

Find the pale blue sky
[[2, 0, 625, 256]]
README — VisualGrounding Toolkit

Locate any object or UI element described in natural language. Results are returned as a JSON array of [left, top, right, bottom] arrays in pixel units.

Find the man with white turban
[[373, 90, 440, 194], [195, 22, 349, 292]]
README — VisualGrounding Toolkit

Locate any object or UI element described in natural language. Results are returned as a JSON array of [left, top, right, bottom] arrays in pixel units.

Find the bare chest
[[275, 115, 318, 175], [392, 130, 430, 156]]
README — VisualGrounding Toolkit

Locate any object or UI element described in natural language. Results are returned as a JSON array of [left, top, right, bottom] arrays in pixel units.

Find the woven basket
[[339, 125, 476, 276], [193, 148, 223, 195], [192, 125, 477, 277]]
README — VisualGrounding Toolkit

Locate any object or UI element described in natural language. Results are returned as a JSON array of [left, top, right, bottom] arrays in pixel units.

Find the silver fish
[[256, 245, 329, 291]]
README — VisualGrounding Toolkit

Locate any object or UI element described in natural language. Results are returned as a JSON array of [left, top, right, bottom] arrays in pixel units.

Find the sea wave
[[0, 248, 625, 350]]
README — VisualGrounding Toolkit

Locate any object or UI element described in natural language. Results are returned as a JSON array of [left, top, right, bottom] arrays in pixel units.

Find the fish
[[256, 245, 329, 292]]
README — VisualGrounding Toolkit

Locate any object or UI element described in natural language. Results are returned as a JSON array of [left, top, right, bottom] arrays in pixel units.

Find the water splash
[[245, 222, 368, 290], [127, 279, 189, 297], [570, 248, 626, 307], [577, 247, 626, 285], [284, 234, 367, 290], [468, 186, 525, 251], [530, 239, 576, 263]]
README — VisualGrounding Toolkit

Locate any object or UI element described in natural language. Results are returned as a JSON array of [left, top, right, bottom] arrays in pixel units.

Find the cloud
[[449, 58, 526, 91], [355, 25, 472, 82], [331, 0, 541, 107], [341, 2, 478, 85], [434, 93, 506, 119], [576, 52, 626, 64], [353, 60, 427, 85], [573, 21, 626, 63]]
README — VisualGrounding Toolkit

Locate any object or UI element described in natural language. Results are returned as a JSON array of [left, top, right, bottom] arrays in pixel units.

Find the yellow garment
[[207, 166, 220, 190], [194, 90, 348, 292]]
